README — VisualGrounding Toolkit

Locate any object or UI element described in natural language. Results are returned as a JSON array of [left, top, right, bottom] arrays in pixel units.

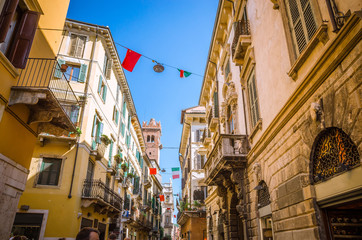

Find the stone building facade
[[199, 0, 361, 240]]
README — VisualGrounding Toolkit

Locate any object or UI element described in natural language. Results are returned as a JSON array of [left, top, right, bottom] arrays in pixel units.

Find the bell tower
[[142, 118, 162, 165]]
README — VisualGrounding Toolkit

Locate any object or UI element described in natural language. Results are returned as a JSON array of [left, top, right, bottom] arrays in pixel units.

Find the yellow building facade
[[0, 0, 75, 239]]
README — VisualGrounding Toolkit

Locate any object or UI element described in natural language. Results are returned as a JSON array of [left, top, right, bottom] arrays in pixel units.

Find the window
[[37, 158, 62, 186], [91, 114, 103, 149], [224, 59, 230, 79], [64, 64, 80, 81], [151, 135, 155, 142], [103, 53, 112, 79], [68, 33, 86, 58], [113, 106, 119, 125], [86, 160, 94, 181], [213, 92, 219, 118], [108, 139, 114, 165], [227, 105, 235, 134], [247, 70, 260, 128], [0, 0, 39, 68], [147, 135, 151, 142], [285, 0, 317, 55], [97, 75, 107, 102]]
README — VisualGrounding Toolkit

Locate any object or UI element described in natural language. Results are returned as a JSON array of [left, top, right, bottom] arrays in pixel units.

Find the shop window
[[37, 157, 62, 186], [311, 127, 360, 183], [0, 0, 39, 68]]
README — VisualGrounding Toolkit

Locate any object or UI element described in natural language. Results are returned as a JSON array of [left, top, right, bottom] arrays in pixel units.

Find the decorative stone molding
[[216, 184, 228, 210], [252, 162, 262, 184]]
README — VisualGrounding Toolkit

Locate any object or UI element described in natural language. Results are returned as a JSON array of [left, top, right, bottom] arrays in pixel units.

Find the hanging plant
[[100, 134, 111, 145], [127, 172, 134, 179]]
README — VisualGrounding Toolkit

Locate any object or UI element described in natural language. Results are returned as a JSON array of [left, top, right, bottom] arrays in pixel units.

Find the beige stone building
[[200, 0, 361, 239]]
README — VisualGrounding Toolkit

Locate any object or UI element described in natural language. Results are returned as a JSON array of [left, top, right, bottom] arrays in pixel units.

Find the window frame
[[35, 155, 66, 188], [246, 68, 261, 130], [67, 32, 88, 58]]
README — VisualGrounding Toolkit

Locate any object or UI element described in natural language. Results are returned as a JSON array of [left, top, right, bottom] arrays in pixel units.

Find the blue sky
[[67, 0, 218, 216]]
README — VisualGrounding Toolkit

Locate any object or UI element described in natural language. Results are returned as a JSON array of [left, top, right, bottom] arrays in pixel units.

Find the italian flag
[[178, 69, 191, 78], [172, 167, 180, 179]]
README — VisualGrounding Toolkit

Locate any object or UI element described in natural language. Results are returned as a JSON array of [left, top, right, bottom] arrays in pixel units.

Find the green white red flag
[[172, 167, 180, 179], [178, 69, 191, 78]]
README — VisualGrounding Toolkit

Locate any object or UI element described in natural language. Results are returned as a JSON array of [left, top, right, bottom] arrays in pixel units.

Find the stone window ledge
[[249, 118, 262, 143], [288, 24, 329, 80]]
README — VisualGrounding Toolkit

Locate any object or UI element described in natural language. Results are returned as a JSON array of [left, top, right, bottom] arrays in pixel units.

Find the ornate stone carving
[[252, 162, 262, 184], [217, 184, 228, 210]]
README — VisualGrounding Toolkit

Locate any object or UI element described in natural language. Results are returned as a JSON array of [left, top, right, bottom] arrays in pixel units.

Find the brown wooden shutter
[[68, 34, 77, 56], [0, 0, 19, 42], [8, 10, 39, 69], [76, 35, 86, 57]]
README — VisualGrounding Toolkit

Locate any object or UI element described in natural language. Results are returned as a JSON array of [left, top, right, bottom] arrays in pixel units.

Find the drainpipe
[[68, 26, 98, 198]]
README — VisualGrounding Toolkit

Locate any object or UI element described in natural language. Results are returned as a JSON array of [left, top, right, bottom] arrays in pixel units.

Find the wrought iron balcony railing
[[204, 134, 249, 185], [81, 179, 122, 211], [10, 58, 80, 135], [231, 20, 251, 65]]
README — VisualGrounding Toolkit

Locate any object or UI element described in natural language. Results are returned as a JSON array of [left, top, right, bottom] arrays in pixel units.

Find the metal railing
[[231, 20, 251, 59], [81, 179, 122, 211], [17, 58, 80, 116]]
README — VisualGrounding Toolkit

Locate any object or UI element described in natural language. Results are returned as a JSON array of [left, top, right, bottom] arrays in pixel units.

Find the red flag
[[149, 168, 157, 175], [122, 49, 141, 72], [159, 195, 165, 201], [174, 215, 176, 218]]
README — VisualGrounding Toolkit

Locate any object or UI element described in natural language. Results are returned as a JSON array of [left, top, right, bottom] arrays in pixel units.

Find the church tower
[[142, 118, 162, 165]]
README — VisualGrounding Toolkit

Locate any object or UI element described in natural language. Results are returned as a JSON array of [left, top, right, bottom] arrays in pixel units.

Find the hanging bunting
[[172, 167, 180, 179], [149, 168, 157, 175], [122, 49, 141, 72], [178, 69, 192, 78]]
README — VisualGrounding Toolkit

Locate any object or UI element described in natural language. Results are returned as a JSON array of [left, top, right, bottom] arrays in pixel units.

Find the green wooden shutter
[[54, 59, 65, 78], [108, 140, 114, 166], [115, 109, 119, 124], [122, 101, 127, 118], [102, 84, 107, 102], [96, 122, 103, 143], [127, 114, 131, 131], [121, 122, 125, 137], [91, 115, 97, 137], [78, 64, 87, 82], [98, 76, 103, 93]]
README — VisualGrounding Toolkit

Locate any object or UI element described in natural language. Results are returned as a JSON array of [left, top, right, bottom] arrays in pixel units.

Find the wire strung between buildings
[[37, 27, 204, 78]]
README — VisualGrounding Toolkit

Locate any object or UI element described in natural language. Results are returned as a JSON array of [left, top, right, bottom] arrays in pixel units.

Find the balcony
[[142, 199, 152, 212], [91, 141, 106, 160], [207, 106, 219, 132], [204, 134, 249, 185], [231, 20, 251, 66], [202, 128, 212, 147], [143, 175, 152, 189], [81, 179, 123, 215], [9, 58, 79, 136]]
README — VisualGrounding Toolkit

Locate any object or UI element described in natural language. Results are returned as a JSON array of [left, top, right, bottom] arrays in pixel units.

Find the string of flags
[[117, 43, 201, 78], [149, 167, 180, 179]]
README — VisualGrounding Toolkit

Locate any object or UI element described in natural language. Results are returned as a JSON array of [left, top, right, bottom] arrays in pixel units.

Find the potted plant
[[60, 63, 68, 73], [127, 172, 134, 179], [100, 134, 111, 145], [121, 163, 128, 172], [114, 154, 123, 163], [69, 127, 82, 138]]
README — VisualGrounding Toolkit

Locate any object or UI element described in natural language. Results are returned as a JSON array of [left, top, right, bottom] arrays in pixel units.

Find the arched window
[[227, 105, 234, 134], [151, 135, 155, 142], [311, 127, 360, 183], [147, 135, 150, 142]]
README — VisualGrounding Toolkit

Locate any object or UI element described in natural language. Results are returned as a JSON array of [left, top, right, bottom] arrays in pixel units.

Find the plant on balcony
[[100, 134, 111, 145], [121, 163, 128, 172], [127, 172, 134, 179], [114, 154, 123, 163], [69, 127, 82, 137]]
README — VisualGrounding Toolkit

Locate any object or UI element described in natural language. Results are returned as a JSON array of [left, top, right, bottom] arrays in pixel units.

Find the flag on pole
[[122, 49, 141, 72], [174, 215, 176, 218], [178, 69, 191, 78], [172, 167, 180, 179], [159, 195, 165, 201], [150, 168, 157, 175]]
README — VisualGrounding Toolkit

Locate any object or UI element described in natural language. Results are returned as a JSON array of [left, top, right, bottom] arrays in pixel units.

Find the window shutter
[[106, 59, 113, 79], [96, 122, 103, 143], [54, 59, 65, 78], [109, 140, 114, 163], [115, 109, 119, 124], [121, 122, 125, 137], [8, 10, 39, 69], [69, 34, 77, 56], [302, 1, 317, 39], [122, 101, 127, 118], [102, 84, 107, 102], [91, 115, 97, 137], [75, 35, 86, 58], [0, 0, 19, 42], [127, 115, 131, 131], [213, 92, 219, 117], [97, 76, 103, 93], [196, 130, 200, 142], [78, 64, 87, 82]]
